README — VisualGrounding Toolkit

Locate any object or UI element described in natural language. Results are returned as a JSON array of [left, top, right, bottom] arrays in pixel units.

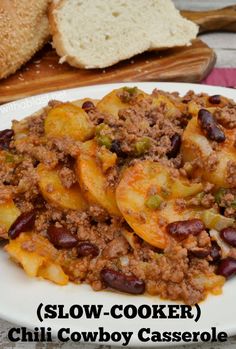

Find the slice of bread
[[0, 0, 50, 79], [49, 0, 198, 69]]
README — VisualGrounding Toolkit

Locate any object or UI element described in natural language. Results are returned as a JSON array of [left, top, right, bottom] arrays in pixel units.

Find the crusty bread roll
[[0, 0, 50, 79], [49, 0, 198, 69]]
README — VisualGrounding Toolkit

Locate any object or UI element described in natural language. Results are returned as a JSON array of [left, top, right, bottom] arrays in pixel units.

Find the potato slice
[[121, 230, 139, 250], [38, 262, 68, 286], [76, 140, 120, 216], [187, 102, 217, 118], [0, 199, 20, 234], [5, 232, 68, 285], [182, 117, 236, 188], [96, 87, 148, 118], [44, 103, 94, 141], [116, 161, 203, 249], [182, 117, 212, 162], [97, 146, 117, 172], [193, 273, 225, 296], [37, 164, 87, 211]]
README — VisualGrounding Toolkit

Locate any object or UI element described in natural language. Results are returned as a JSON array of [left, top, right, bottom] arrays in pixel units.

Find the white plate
[[0, 82, 236, 347]]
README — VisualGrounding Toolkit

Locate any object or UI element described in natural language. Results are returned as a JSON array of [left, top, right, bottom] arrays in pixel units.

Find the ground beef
[[201, 193, 215, 208], [116, 87, 140, 104], [205, 153, 219, 172], [214, 106, 236, 129], [142, 242, 207, 304], [14, 139, 59, 169], [93, 94, 183, 160], [0, 186, 13, 203], [113, 101, 182, 158], [216, 190, 236, 217], [224, 207, 236, 217], [88, 205, 109, 222], [152, 89, 182, 104], [51, 137, 81, 158], [226, 160, 236, 187], [59, 167, 76, 189], [181, 90, 209, 106], [34, 204, 64, 235], [27, 111, 46, 136], [105, 166, 119, 188]]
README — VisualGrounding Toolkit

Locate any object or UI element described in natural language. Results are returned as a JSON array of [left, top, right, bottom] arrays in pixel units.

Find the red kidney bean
[[220, 227, 236, 247], [210, 240, 221, 262], [166, 219, 205, 240], [190, 247, 209, 258], [217, 257, 236, 278], [166, 133, 181, 159], [198, 109, 225, 143], [100, 268, 145, 295], [47, 226, 78, 249], [208, 95, 221, 105], [8, 210, 36, 239], [82, 100, 95, 112], [0, 129, 14, 150], [77, 242, 99, 258], [96, 118, 104, 125]]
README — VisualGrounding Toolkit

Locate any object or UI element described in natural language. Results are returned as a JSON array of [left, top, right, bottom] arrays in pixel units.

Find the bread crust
[[0, 0, 50, 79]]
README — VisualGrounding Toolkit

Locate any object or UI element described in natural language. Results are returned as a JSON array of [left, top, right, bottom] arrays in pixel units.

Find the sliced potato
[[187, 102, 216, 118], [76, 140, 120, 216], [38, 262, 68, 286], [45, 103, 94, 141], [96, 87, 148, 118], [122, 230, 140, 250], [5, 232, 68, 285], [97, 146, 117, 172], [116, 161, 203, 249], [182, 117, 212, 162], [37, 164, 87, 211], [0, 199, 20, 233], [193, 273, 225, 296], [182, 117, 236, 188]]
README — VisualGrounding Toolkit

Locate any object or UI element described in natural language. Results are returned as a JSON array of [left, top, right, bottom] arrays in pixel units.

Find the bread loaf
[[0, 0, 50, 79], [49, 0, 198, 69]]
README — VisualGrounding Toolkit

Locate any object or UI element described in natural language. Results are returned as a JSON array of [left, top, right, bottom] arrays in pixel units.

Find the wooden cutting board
[[0, 39, 216, 104], [0, 5, 235, 104]]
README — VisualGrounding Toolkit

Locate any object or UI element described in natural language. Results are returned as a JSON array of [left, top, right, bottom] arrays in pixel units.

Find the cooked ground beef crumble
[[1, 87, 236, 305]]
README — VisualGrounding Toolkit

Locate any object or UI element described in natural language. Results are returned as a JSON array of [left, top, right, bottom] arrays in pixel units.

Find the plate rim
[[0, 82, 236, 348]]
